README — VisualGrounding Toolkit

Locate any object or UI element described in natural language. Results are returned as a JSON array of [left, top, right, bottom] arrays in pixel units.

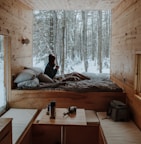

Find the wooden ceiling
[[19, 0, 123, 10]]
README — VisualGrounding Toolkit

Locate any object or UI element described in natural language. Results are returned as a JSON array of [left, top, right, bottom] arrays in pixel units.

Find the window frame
[[134, 51, 141, 96], [0, 35, 11, 115]]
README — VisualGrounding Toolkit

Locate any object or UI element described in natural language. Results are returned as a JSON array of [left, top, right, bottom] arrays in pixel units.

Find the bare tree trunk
[[71, 12, 76, 60], [97, 11, 102, 73], [106, 11, 111, 58], [82, 11, 88, 72], [92, 11, 97, 61], [60, 11, 65, 74], [49, 11, 54, 51]]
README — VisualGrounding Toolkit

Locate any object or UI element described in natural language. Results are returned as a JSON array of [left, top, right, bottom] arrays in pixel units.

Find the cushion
[[24, 66, 43, 76], [14, 69, 36, 83], [38, 73, 54, 83], [1, 108, 38, 144], [17, 78, 39, 88], [97, 112, 141, 144]]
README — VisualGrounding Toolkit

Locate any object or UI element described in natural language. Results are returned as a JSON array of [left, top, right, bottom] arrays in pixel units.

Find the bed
[[13, 67, 123, 92], [10, 68, 126, 111]]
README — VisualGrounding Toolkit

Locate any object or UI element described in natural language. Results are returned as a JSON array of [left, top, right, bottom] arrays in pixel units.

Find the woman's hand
[[56, 65, 59, 70]]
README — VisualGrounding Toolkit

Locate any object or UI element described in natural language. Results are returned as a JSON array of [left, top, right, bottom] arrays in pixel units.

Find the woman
[[44, 54, 59, 79]]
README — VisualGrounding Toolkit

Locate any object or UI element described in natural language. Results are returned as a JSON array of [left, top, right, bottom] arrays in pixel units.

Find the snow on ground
[[33, 58, 110, 75]]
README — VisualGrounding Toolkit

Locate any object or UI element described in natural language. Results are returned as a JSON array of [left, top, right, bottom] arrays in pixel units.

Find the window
[[0, 35, 8, 115], [33, 10, 111, 74], [134, 52, 141, 96]]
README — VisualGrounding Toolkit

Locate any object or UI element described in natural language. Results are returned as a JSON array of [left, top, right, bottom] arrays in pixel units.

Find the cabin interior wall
[[0, 0, 141, 130], [111, 0, 141, 129], [0, 0, 33, 75]]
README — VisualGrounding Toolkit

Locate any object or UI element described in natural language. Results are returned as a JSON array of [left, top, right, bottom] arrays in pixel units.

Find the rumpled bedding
[[59, 79, 122, 92], [14, 70, 122, 92]]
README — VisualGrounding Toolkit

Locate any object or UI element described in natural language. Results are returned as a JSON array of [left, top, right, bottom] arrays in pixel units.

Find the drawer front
[[64, 125, 99, 144], [32, 124, 61, 144], [0, 132, 12, 144], [0, 121, 12, 144]]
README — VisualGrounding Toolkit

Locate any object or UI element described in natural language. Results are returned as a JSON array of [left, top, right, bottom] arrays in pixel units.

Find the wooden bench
[[1, 108, 38, 144], [97, 112, 141, 144]]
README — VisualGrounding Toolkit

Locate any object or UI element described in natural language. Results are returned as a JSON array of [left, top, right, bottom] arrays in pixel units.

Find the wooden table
[[34, 108, 87, 126], [33, 108, 99, 144]]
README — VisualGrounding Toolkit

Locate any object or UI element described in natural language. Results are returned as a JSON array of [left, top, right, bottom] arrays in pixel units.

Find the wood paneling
[[0, 0, 33, 105], [1, 0, 141, 131], [111, 0, 141, 129], [33, 109, 99, 144], [64, 126, 99, 144], [19, 0, 123, 10], [32, 125, 61, 144], [0, 118, 12, 144], [0, 0, 33, 75], [10, 90, 126, 111]]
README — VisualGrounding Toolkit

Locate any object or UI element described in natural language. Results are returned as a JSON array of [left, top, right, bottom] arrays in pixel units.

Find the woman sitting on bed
[[44, 54, 59, 79], [44, 54, 90, 82]]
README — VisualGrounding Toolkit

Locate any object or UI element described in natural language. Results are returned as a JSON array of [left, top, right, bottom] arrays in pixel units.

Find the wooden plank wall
[[2, 0, 141, 129], [111, 0, 141, 129], [18, 0, 123, 10], [0, 0, 33, 75], [10, 90, 126, 111]]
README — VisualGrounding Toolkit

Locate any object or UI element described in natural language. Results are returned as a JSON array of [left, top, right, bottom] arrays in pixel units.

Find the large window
[[33, 10, 111, 74], [0, 35, 6, 115]]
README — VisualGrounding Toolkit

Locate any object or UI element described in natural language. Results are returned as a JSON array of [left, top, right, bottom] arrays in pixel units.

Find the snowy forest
[[33, 10, 111, 74], [0, 35, 5, 109]]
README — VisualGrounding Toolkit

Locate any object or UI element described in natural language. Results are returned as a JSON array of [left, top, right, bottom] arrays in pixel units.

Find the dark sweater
[[44, 63, 57, 79]]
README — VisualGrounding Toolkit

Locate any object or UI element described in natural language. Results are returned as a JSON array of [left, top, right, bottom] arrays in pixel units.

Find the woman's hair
[[49, 54, 55, 66], [49, 54, 55, 61]]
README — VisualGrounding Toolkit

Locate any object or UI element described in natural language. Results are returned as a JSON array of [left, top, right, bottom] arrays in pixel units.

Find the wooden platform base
[[10, 90, 126, 111]]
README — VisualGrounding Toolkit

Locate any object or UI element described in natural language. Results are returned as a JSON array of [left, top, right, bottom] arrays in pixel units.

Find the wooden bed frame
[[10, 90, 126, 111]]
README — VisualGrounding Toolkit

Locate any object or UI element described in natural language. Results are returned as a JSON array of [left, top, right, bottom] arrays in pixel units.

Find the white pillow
[[38, 73, 54, 83], [17, 78, 39, 88], [14, 69, 36, 83], [24, 67, 43, 76]]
